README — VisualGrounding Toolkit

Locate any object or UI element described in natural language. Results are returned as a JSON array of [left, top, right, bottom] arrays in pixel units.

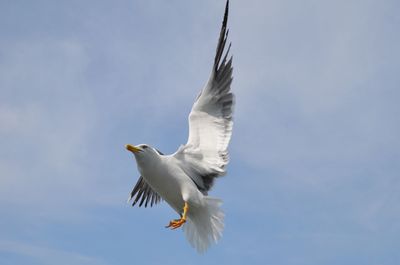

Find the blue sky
[[1, 0, 400, 264]]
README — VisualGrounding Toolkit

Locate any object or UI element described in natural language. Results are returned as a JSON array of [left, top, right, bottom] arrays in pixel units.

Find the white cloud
[[0, 240, 108, 265], [0, 38, 100, 219]]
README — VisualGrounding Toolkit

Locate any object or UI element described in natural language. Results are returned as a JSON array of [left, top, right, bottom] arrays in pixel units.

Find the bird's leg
[[166, 202, 189, 229]]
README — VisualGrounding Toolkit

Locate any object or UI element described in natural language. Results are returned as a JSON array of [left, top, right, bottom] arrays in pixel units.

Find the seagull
[[126, 0, 234, 253]]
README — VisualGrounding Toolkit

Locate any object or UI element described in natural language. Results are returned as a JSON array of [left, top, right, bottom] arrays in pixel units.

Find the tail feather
[[183, 197, 225, 253]]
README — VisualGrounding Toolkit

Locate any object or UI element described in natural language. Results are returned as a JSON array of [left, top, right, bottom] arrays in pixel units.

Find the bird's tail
[[183, 197, 225, 253]]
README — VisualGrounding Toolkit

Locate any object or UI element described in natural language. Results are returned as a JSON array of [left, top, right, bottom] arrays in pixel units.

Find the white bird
[[126, 0, 234, 253]]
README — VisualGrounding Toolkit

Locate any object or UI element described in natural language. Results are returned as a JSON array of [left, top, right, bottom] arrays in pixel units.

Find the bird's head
[[125, 144, 161, 163]]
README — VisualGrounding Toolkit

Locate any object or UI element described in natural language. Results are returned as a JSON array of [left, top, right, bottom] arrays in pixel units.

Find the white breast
[[139, 155, 201, 213]]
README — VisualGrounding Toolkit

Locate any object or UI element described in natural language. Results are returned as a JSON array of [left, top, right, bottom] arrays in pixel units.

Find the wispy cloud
[[0, 240, 108, 265], [0, 38, 100, 220]]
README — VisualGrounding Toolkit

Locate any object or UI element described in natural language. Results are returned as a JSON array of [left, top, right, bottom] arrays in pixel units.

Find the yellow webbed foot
[[166, 218, 186, 229], [165, 202, 189, 230]]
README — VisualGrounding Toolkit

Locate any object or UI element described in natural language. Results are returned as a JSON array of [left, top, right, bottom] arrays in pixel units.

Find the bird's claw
[[166, 218, 186, 229], [165, 202, 188, 230]]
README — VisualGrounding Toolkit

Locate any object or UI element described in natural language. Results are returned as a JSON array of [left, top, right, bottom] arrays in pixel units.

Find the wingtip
[[221, 0, 229, 35], [224, 0, 229, 24], [214, 0, 231, 73]]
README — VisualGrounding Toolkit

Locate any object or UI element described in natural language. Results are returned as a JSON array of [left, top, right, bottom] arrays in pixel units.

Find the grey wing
[[174, 0, 234, 194], [128, 176, 162, 207]]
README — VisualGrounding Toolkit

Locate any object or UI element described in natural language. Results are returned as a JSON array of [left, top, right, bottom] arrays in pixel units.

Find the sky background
[[1, 0, 400, 264]]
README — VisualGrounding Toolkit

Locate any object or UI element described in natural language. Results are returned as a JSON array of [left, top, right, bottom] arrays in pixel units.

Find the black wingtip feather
[[214, 0, 230, 73], [129, 176, 162, 208], [138, 186, 147, 207]]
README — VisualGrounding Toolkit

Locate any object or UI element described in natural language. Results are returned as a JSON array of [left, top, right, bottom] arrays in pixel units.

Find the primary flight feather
[[126, 0, 234, 253]]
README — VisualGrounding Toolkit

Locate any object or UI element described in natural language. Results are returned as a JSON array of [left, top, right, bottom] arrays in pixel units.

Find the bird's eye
[[142, 145, 148, 149]]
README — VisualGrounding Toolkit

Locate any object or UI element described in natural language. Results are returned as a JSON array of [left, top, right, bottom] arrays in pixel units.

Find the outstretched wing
[[128, 176, 162, 207], [174, 0, 234, 194]]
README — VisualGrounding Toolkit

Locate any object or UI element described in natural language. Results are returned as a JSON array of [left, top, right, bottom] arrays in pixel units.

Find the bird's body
[[135, 151, 201, 213], [126, 0, 233, 253]]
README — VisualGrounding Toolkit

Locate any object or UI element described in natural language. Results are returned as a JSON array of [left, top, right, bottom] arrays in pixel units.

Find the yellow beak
[[125, 144, 142, 153]]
